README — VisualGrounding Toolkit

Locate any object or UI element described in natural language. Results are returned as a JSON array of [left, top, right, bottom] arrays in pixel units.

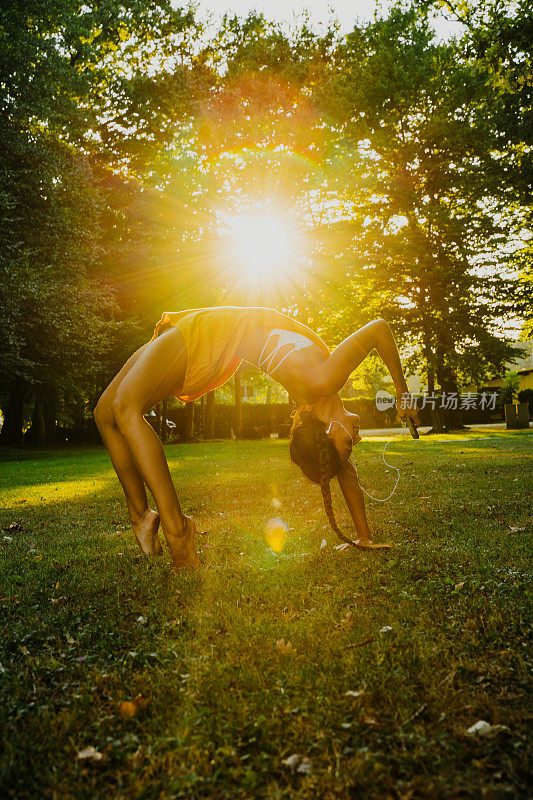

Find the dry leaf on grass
[[340, 611, 355, 630], [466, 720, 510, 737], [297, 757, 312, 774], [76, 746, 103, 762], [281, 753, 312, 773], [276, 638, 295, 655], [118, 693, 150, 718], [282, 753, 300, 770]]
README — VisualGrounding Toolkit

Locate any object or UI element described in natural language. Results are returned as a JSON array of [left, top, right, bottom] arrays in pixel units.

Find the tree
[[306, 6, 525, 429], [0, 1, 204, 443]]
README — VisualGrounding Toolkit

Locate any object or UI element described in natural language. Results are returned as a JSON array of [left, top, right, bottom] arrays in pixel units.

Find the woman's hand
[[396, 391, 421, 427]]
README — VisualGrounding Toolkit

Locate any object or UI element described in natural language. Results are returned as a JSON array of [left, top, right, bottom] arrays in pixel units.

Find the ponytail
[[290, 407, 359, 548]]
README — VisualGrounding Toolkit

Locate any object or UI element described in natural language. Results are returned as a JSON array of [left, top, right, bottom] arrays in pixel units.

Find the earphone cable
[[355, 422, 410, 502]]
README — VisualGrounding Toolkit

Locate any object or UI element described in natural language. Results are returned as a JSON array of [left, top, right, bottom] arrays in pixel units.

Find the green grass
[[0, 430, 531, 799]]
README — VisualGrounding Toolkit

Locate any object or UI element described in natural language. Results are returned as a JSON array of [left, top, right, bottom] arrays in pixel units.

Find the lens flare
[[220, 208, 303, 291], [265, 517, 288, 553]]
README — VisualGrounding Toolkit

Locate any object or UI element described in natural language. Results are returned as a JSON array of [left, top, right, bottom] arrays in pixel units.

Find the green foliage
[[0, 1, 203, 441], [313, 6, 525, 391], [499, 371, 520, 405], [0, 0, 529, 443]]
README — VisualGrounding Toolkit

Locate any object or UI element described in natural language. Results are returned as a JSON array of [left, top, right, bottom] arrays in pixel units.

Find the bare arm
[[337, 460, 373, 543], [318, 320, 419, 420]]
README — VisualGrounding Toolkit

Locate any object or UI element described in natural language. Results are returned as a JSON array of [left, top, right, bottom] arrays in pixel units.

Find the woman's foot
[[132, 508, 163, 555], [168, 515, 201, 570], [335, 538, 392, 551]]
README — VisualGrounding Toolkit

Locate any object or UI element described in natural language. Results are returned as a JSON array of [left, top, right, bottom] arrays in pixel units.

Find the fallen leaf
[[276, 638, 296, 655], [297, 756, 312, 774], [136, 615, 147, 625], [118, 693, 150, 718], [340, 611, 355, 630], [282, 753, 301, 770], [466, 720, 510, 737], [76, 746, 103, 762], [344, 689, 365, 698], [362, 714, 381, 727], [455, 581, 465, 590]]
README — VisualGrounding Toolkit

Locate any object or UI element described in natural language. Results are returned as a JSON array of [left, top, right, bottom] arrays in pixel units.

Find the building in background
[[405, 341, 533, 395]]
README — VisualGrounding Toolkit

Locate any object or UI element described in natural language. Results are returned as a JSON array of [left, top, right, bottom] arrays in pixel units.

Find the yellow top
[[150, 306, 330, 402]]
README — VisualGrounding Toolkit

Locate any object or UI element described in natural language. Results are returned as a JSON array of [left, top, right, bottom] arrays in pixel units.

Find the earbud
[[326, 419, 353, 444]]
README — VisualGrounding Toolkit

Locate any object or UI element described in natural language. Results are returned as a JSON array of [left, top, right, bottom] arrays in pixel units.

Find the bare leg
[[95, 405, 162, 555], [94, 343, 162, 554], [110, 329, 200, 569]]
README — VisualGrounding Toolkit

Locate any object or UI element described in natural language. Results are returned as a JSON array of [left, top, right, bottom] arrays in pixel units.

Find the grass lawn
[[0, 430, 531, 799]]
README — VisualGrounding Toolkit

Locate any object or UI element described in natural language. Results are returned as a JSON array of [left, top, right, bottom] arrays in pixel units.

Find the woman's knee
[[94, 397, 115, 429], [111, 392, 142, 431]]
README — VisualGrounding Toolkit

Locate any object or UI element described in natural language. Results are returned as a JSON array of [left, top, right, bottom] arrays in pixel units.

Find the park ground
[[0, 429, 531, 799]]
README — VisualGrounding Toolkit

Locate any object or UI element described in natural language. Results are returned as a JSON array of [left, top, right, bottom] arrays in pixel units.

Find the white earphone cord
[[354, 422, 410, 502]]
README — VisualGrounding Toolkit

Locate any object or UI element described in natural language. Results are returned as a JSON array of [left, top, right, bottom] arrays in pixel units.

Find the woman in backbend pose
[[94, 307, 420, 568]]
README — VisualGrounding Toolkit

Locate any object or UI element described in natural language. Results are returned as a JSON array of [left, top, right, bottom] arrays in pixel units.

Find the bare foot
[[353, 539, 392, 551], [169, 515, 201, 570], [132, 509, 163, 556], [335, 539, 392, 551]]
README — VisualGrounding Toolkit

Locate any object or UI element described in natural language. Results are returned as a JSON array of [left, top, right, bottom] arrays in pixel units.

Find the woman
[[94, 307, 420, 568]]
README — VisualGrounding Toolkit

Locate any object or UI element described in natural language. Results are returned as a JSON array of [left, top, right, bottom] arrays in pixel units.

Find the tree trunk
[[426, 346, 465, 434], [436, 357, 465, 431], [32, 393, 46, 445], [234, 370, 243, 439], [0, 379, 25, 446], [43, 387, 58, 444], [205, 391, 215, 439], [427, 366, 435, 395], [183, 402, 195, 441]]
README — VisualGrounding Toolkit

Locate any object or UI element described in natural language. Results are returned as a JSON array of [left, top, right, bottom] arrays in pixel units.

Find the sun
[[222, 210, 297, 288]]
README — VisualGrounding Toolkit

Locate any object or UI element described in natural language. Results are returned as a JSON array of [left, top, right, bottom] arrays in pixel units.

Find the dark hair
[[289, 406, 344, 538]]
